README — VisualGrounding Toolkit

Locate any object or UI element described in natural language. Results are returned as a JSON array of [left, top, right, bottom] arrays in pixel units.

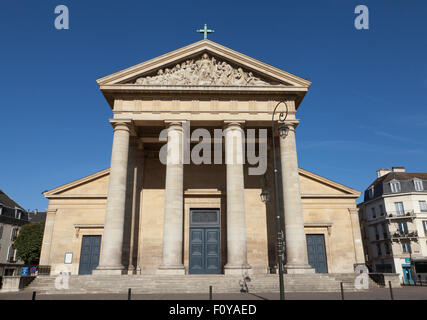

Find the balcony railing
[[390, 230, 418, 239], [386, 210, 416, 220]]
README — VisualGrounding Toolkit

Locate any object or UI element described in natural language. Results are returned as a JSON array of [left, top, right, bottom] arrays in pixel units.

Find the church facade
[[39, 40, 365, 277]]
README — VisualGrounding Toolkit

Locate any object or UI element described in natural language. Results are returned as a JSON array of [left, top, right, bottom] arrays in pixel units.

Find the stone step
[[24, 274, 367, 294]]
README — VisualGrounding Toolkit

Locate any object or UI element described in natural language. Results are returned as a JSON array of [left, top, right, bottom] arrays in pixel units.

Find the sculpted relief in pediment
[[133, 53, 283, 86]]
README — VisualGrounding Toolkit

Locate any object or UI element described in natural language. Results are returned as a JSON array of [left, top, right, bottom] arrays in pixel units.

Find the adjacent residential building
[[0, 190, 45, 277], [358, 167, 427, 284], [0, 190, 30, 276]]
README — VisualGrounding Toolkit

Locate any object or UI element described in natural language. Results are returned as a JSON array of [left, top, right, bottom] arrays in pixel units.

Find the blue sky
[[0, 1, 426, 210]]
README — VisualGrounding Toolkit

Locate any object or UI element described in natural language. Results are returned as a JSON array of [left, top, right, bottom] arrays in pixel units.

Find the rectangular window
[[401, 241, 411, 253], [398, 222, 409, 234], [390, 181, 401, 193], [0, 224, 3, 239], [382, 224, 388, 238], [371, 207, 376, 219], [10, 227, 18, 241], [420, 201, 427, 212], [377, 244, 382, 256], [414, 180, 424, 191], [395, 202, 405, 216], [423, 221, 427, 232], [7, 246, 15, 262], [384, 242, 391, 255], [379, 204, 384, 216]]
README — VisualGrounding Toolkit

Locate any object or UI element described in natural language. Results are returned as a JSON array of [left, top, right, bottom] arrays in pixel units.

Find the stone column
[[39, 208, 57, 267], [95, 119, 133, 275], [158, 121, 185, 274], [280, 122, 314, 274], [224, 121, 251, 275]]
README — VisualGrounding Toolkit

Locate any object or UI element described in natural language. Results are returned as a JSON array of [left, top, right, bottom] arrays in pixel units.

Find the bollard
[[418, 275, 422, 287], [128, 288, 132, 301], [32, 291, 36, 301], [340, 282, 344, 300], [209, 285, 212, 300], [388, 281, 394, 300]]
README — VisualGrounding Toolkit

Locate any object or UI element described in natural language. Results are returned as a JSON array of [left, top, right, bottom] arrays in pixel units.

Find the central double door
[[189, 209, 221, 274]]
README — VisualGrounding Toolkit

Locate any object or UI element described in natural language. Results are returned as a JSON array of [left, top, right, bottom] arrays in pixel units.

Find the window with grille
[[190, 210, 219, 224]]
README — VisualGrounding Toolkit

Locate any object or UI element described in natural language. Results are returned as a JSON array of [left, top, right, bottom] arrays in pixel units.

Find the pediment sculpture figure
[[134, 53, 277, 86]]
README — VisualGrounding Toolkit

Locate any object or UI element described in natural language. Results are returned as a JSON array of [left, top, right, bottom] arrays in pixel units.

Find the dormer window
[[368, 186, 374, 199], [390, 180, 401, 193], [414, 179, 424, 191]]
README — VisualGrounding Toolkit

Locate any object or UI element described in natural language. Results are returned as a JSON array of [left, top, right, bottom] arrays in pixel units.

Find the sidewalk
[[1, 287, 427, 300]]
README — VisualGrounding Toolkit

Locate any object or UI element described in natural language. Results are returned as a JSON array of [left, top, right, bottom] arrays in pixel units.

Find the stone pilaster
[[39, 208, 57, 267], [280, 122, 314, 274], [158, 121, 185, 274], [223, 121, 251, 275], [95, 119, 133, 275], [348, 208, 366, 266]]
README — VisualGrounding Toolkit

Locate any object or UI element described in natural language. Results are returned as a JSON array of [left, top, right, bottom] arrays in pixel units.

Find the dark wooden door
[[78, 235, 101, 275], [189, 228, 220, 274], [306, 234, 328, 273], [189, 209, 220, 274]]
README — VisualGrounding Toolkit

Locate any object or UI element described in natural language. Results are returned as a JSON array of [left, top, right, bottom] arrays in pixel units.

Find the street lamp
[[260, 187, 270, 203], [271, 100, 289, 301]]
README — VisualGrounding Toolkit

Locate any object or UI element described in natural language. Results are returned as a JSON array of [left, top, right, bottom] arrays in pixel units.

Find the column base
[[285, 264, 315, 274], [127, 265, 136, 275], [157, 265, 186, 275], [93, 265, 126, 275], [224, 264, 252, 276]]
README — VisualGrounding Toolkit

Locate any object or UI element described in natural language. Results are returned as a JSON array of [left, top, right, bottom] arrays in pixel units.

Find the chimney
[[377, 168, 391, 178], [392, 166, 406, 173]]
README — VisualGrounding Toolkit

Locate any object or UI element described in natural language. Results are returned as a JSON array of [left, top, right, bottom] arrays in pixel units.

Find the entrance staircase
[[23, 273, 377, 295]]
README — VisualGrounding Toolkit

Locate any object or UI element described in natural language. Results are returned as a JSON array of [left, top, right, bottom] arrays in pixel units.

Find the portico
[[40, 40, 364, 278]]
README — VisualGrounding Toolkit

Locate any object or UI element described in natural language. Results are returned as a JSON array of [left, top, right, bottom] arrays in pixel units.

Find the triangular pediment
[[299, 168, 360, 198], [43, 169, 110, 198], [97, 40, 311, 88]]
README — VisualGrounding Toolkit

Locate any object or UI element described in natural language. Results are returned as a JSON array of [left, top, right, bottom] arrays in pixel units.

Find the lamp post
[[271, 100, 289, 301]]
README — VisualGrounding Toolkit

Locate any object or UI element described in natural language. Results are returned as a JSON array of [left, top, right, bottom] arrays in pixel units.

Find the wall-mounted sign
[[64, 252, 73, 264], [21, 267, 29, 276]]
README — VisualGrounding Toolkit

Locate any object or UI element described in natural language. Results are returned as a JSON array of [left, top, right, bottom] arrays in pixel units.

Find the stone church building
[[39, 40, 365, 277]]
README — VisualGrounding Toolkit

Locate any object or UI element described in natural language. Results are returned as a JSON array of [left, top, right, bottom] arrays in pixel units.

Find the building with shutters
[[0, 190, 30, 276], [358, 167, 427, 284]]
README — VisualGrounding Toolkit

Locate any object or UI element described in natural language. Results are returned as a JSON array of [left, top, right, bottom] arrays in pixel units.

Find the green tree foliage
[[14, 222, 44, 265]]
